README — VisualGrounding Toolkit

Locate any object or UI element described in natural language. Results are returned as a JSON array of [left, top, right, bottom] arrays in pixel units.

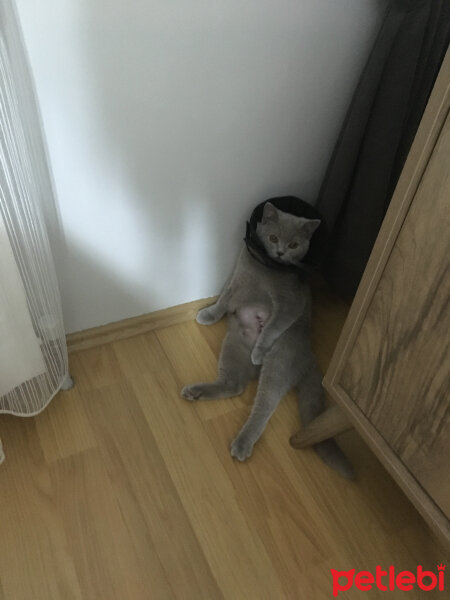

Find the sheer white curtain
[[0, 0, 70, 423]]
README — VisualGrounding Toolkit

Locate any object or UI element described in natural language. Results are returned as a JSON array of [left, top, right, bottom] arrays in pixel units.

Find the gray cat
[[182, 202, 354, 479]]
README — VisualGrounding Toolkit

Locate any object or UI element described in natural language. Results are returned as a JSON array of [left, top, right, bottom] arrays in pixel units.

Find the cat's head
[[255, 202, 321, 266]]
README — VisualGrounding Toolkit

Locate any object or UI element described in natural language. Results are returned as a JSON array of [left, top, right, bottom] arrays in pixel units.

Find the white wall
[[15, 0, 386, 333]]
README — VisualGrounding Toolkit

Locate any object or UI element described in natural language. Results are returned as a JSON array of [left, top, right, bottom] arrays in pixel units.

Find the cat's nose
[[277, 250, 284, 257]]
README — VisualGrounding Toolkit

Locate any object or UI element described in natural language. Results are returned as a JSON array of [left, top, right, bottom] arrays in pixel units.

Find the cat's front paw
[[181, 384, 204, 401], [251, 345, 267, 365], [230, 434, 254, 461], [196, 307, 217, 325]]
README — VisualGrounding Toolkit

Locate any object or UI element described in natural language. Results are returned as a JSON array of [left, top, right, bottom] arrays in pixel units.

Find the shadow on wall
[[60, 198, 231, 333], [34, 1, 387, 332], [59, 4, 307, 331], [60, 238, 163, 333]]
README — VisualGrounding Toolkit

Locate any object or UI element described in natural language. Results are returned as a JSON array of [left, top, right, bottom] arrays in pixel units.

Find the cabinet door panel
[[339, 114, 450, 518]]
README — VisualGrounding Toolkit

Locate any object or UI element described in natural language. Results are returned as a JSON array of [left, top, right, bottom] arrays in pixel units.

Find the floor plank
[[84, 379, 223, 599], [34, 387, 96, 462], [50, 447, 164, 600], [0, 416, 82, 600]]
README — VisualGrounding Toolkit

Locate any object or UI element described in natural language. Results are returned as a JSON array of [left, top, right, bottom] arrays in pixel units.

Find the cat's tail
[[313, 438, 355, 480], [295, 361, 355, 480]]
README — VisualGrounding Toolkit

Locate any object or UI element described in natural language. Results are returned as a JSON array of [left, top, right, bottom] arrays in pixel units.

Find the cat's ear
[[301, 219, 321, 239], [262, 202, 278, 224]]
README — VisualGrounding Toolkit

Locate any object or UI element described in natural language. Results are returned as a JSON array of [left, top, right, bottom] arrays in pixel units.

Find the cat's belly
[[235, 305, 270, 344]]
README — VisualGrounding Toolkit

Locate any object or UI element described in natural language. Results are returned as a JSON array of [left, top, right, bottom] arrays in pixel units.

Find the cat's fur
[[182, 202, 354, 479]]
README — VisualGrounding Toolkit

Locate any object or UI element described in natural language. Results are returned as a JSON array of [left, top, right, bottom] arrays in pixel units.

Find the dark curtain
[[317, 0, 450, 299]]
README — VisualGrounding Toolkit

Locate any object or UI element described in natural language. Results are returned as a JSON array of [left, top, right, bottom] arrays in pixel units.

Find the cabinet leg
[[289, 404, 353, 449]]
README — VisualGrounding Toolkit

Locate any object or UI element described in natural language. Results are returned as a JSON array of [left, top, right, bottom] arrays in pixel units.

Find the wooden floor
[[0, 290, 444, 599]]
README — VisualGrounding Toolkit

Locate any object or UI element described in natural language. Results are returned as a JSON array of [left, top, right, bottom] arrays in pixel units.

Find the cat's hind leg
[[181, 327, 256, 401], [231, 340, 293, 460]]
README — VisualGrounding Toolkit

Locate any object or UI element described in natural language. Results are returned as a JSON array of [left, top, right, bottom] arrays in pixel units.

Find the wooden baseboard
[[66, 297, 217, 353]]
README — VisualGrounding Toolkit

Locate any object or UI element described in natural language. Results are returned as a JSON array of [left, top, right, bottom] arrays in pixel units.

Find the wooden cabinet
[[293, 50, 450, 545], [337, 109, 449, 521]]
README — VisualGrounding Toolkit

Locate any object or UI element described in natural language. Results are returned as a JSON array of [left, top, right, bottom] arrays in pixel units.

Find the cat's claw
[[181, 385, 203, 401], [230, 435, 254, 461]]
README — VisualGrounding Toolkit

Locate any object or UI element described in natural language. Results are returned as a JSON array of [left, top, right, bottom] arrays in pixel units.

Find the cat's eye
[[269, 234, 278, 243], [288, 241, 299, 249]]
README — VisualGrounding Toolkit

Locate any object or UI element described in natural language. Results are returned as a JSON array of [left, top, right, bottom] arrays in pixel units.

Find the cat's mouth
[[272, 254, 299, 266], [271, 254, 290, 265]]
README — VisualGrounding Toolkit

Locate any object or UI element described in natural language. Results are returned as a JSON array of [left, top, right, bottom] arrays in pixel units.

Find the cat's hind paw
[[181, 384, 203, 401], [230, 434, 254, 461]]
